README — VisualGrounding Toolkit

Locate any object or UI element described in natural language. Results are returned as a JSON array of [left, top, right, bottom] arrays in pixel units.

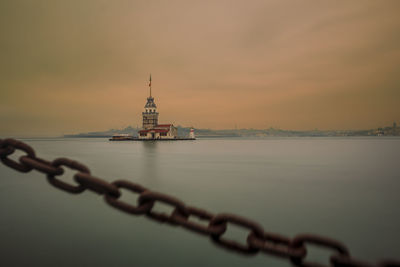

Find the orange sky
[[1, 0, 399, 136]]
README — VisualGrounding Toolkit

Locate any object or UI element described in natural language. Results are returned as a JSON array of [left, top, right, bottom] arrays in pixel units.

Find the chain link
[[75, 172, 121, 197], [0, 138, 36, 172], [330, 254, 375, 267], [47, 157, 90, 194], [0, 138, 399, 267], [20, 156, 64, 176], [104, 180, 153, 214], [289, 234, 350, 267], [0, 138, 15, 158], [209, 213, 265, 254], [138, 190, 188, 225], [172, 206, 226, 236], [248, 231, 306, 259]]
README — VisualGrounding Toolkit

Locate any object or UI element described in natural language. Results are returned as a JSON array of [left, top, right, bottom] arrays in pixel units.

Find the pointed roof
[[145, 96, 157, 108]]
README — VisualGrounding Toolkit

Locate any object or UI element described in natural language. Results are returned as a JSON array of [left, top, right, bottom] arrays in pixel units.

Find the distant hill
[[64, 123, 400, 138], [64, 126, 140, 138]]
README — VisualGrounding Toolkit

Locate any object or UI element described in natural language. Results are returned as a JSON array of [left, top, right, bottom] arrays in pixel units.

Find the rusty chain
[[0, 138, 399, 267]]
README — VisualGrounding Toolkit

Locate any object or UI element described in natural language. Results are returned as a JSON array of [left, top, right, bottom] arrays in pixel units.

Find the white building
[[138, 124, 178, 139], [189, 128, 195, 139]]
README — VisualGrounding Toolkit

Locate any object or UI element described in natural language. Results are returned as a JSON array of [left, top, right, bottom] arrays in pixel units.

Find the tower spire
[[149, 74, 152, 97]]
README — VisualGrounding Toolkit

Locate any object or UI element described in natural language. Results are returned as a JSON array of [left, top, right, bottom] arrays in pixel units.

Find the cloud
[[1, 0, 399, 136]]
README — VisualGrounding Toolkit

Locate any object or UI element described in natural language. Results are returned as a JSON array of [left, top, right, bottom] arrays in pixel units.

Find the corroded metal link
[[74, 172, 121, 198], [20, 156, 64, 176], [0, 138, 35, 172], [330, 254, 375, 267], [0, 137, 399, 266], [104, 180, 153, 215], [290, 234, 350, 267], [0, 145, 15, 158], [261, 231, 292, 244], [248, 232, 306, 259], [378, 260, 400, 267], [47, 157, 90, 194], [209, 213, 265, 254], [331, 255, 400, 267], [138, 191, 188, 225], [0, 138, 15, 158], [172, 206, 227, 236]]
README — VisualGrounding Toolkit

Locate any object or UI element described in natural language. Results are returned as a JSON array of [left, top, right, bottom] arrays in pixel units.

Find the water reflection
[[141, 141, 159, 184]]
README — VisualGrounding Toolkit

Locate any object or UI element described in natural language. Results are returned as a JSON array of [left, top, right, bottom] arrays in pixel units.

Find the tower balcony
[[142, 111, 159, 115]]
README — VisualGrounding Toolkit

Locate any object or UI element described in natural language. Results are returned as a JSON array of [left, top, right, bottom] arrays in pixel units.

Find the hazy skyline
[[1, 0, 399, 136]]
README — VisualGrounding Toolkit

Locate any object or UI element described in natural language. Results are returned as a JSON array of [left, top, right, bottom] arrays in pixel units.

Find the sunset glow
[[1, 0, 399, 136]]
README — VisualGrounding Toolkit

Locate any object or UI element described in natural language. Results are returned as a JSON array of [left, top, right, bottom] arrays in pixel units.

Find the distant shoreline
[[5, 135, 400, 140], [63, 123, 399, 138]]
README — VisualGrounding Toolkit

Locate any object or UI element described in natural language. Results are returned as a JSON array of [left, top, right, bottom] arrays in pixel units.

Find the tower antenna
[[149, 74, 152, 97]]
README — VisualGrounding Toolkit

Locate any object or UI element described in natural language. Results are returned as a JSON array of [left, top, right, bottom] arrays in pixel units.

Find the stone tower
[[142, 75, 159, 129]]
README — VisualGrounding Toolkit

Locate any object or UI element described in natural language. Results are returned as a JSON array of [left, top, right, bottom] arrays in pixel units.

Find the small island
[[110, 76, 195, 141]]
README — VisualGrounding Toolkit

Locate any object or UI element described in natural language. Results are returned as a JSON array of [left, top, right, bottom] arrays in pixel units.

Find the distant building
[[139, 124, 178, 139], [189, 128, 195, 139], [138, 75, 178, 140]]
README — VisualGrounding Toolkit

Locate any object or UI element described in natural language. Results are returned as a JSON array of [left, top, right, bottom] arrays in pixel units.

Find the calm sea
[[0, 137, 399, 267]]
